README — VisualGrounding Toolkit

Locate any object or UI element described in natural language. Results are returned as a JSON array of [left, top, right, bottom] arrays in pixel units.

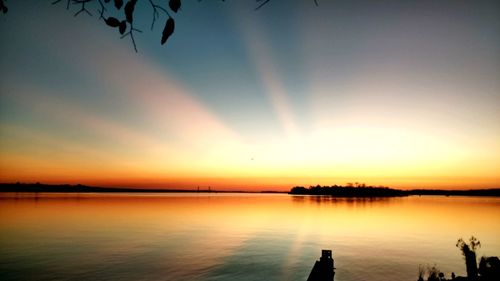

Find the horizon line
[[2, 182, 500, 194]]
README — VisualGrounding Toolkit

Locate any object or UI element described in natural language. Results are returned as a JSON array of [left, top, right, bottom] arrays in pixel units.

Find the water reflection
[[291, 195, 396, 207], [1, 193, 499, 281]]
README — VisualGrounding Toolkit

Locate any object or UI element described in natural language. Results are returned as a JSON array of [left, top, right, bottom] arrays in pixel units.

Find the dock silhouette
[[307, 250, 335, 281]]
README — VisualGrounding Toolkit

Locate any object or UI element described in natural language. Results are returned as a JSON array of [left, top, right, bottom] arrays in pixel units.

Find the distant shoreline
[[1, 183, 499, 197], [0, 183, 286, 194]]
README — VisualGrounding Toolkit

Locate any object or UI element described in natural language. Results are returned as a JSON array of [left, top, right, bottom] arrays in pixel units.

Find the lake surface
[[1, 193, 499, 281]]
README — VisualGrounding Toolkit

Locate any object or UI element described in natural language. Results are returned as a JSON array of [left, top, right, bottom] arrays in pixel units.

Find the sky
[[0, 0, 499, 190]]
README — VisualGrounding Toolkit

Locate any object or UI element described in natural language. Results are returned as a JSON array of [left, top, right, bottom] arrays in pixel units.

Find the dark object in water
[[307, 250, 335, 281]]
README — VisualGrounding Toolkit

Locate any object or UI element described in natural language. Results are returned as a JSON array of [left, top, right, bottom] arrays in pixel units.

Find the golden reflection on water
[[1, 193, 499, 281]]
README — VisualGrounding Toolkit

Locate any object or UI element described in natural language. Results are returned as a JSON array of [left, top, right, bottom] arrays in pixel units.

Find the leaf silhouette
[[124, 0, 137, 23], [105, 17, 121, 28], [119, 20, 127, 35], [169, 0, 181, 13], [161, 17, 175, 45], [114, 0, 123, 9]]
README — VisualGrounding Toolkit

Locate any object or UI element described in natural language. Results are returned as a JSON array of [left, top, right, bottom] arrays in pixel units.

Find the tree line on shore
[[289, 184, 500, 197], [289, 183, 406, 197]]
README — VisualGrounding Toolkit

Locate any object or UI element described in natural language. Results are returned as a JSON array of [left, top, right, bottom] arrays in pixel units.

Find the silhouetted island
[[289, 184, 500, 197]]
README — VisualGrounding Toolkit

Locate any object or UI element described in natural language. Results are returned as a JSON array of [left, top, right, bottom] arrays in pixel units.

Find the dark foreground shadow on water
[[417, 236, 499, 281], [307, 237, 500, 281]]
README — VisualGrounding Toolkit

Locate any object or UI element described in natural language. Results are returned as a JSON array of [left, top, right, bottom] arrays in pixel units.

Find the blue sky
[[1, 0, 499, 189]]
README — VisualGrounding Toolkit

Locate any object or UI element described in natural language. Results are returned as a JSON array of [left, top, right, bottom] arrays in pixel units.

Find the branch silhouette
[[256, 0, 319, 10], [1, 0, 320, 52], [0, 0, 8, 14]]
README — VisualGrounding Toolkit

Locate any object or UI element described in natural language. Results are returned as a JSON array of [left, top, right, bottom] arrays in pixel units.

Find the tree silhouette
[[0, 0, 320, 52], [457, 236, 481, 279]]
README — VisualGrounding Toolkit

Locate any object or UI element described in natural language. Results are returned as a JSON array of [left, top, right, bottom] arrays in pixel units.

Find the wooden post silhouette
[[307, 250, 335, 281]]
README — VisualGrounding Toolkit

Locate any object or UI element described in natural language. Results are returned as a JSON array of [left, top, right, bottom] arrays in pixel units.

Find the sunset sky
[[0, 0, 499, 190]]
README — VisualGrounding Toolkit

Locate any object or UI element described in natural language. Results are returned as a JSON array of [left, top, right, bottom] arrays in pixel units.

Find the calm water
[[1, 193, 499, 281]]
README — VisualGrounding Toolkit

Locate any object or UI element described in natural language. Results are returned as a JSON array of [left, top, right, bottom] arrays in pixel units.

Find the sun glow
[[1, 2, 499, 190]]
